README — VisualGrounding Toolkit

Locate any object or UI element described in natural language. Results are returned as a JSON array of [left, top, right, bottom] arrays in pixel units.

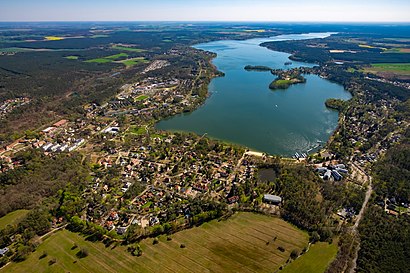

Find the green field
[[118, 57, 148, 67], [90, 35, 109, 39], [85, 53, 128, 63], [104, 53, 128, 60], [112, 45, 146, 52], [0, 210, 29, 229], [64, 55, 79, 60], [85, 58, 113, 64], [365, 63, 410, 75], [2, 212, 309, 273], [135, 95, 149, 101], [281, 241, 338, 273], [128, 125, 147, 135]]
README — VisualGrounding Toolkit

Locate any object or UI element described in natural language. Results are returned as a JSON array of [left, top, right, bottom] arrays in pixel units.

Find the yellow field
[[2, 212, 309, 273], [44, 36, 65, 41]]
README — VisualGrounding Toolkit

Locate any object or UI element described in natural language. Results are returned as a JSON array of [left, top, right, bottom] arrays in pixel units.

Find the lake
[[156, 33, 351, 156]]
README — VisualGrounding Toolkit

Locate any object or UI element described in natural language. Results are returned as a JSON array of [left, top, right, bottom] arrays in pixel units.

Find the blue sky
[[0, 0, 409, 22]]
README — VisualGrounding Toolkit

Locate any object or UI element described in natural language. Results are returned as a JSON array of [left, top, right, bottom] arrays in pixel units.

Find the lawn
[[128, 125, 146, 135], [112, 45, 146, 52], [281, 241, 338, 273], [135, 95, 149, 101], [0, 210, 29, 229], [2, 212, 309, 273], [365, 63, 410, 76]]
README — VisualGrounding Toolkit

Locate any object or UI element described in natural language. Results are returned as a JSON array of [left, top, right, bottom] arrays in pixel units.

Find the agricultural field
[[64, 55, 79, 60], [112, 45, 146, 52], [281, 241, 338, 273], [117, 57, 148, 67], [364, 63, 410, 77], [1, 212, 309, 273], [44, 36, 65, 41], [85, 53, 128, 63], [383, 48, 410, 53], [0, 210, 29, 229]]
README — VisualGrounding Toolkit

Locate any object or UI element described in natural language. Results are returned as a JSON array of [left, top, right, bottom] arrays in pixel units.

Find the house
[[53, 119, 68, 127], [0, 247, 9, 256], [263, 194, 282, 205]]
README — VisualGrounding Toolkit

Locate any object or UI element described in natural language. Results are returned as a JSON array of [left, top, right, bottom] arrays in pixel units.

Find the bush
[[153, 238, 159, 245], [48, 258, 57, 265], [166, 236, 172, 241], [180, 244, 186, 249], [290, 249, 300, 259], [277, 246, 285, 252], [76, 248, 89, 258]]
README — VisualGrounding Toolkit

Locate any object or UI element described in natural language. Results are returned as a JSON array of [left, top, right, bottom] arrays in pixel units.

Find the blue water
[[157, 33, 351, 156]]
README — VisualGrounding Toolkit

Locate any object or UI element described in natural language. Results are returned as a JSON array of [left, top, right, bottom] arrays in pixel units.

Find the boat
[[284, 61, 292, 65]]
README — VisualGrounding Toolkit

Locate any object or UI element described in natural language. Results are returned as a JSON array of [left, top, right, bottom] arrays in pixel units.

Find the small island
[[269, 69, 306, 90], [244, 65, 273, 72], [244, 65, 307, 90]]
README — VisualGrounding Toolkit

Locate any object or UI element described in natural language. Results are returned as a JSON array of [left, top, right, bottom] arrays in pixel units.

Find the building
[[53, 119, 68, 127], [263, 194, 282, 205], [0, 247, 9, 256]]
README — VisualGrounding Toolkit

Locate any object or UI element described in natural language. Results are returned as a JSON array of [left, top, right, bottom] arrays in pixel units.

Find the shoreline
[[156, 33, 345, 159]]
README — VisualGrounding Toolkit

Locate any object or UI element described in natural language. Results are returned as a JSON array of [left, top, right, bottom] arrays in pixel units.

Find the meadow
[[0, 210, 29, 229], [281, 241, 338, 273], [1, 212, 309, 273], [365, 63, 410, 76]]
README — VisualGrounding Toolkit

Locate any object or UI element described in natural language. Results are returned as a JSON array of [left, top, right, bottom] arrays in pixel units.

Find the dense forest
[[357, 206, 410, 273], [0, 150, 89, 216]]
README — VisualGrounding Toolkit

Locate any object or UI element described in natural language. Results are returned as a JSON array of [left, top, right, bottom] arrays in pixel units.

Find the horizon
[[0, 0, 409, 22]]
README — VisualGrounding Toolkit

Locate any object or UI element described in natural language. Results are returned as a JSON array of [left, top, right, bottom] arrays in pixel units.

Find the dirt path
[[348, 162, 373, 273]]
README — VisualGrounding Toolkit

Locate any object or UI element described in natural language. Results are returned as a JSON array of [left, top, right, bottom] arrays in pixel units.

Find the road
[[348, 162, 373, 273]]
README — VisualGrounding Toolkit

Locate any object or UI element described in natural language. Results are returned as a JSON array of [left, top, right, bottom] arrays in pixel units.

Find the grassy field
[[2, 212, 309, 273], [118, 57, 148, 67], [365, 63, 410, 75], [281, 241, 338, 273], [104, 53, 128, 60], [0, 210, 29, 229], [112, 45, 146, 52], [64, 55, 79, 60], [128, 125, 147, 135], [85, 53, 128, 63]]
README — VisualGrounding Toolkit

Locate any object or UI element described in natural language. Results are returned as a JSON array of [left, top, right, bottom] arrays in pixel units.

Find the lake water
[[156, 33, 351, 156]]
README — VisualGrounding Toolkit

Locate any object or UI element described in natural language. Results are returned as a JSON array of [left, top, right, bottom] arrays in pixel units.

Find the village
[[0, 61, 260, 237]]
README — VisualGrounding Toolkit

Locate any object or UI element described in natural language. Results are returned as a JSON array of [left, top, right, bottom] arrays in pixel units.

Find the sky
[[0, 0, 409, 22]]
